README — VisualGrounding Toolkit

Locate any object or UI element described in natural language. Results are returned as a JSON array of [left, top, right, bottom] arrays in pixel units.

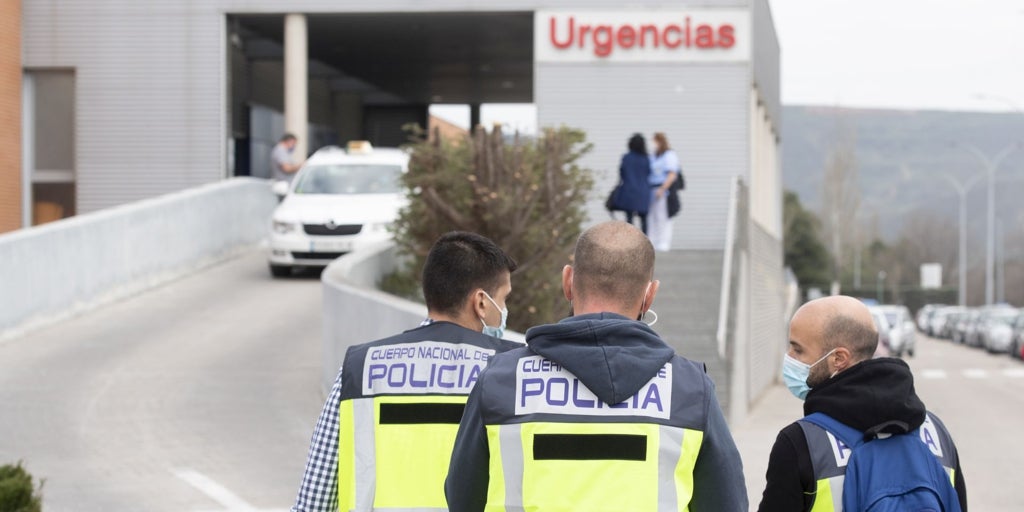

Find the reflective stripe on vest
[[484, 421, 703, 512], [799, 414, 957, 512], [338, 395, 468, 511]]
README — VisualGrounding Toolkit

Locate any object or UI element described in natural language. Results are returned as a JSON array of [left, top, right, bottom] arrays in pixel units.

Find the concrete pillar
[[284, 13, 308, 158]]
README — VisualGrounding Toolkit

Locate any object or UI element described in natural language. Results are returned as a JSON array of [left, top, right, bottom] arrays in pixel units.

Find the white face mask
[[480, 291, 508, 339], [638, 282, 658, 326]]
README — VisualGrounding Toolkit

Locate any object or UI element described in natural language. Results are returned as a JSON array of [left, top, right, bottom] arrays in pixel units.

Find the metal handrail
[[716, 176, 741, 358]]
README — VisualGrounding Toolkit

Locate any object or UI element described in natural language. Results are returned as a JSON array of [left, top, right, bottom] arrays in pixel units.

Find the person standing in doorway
[[272, 133, 303, 183], [647, 132, 680, 251]]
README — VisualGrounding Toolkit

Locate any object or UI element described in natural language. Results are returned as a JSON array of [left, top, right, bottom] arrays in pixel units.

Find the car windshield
[[294, 164, 403, 195], [884, 312, 899, 325]]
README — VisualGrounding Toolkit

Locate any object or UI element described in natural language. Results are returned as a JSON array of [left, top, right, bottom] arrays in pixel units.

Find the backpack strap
[[802, 412, 865, 449]]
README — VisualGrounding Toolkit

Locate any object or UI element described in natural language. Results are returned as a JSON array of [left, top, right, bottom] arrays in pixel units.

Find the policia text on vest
[[445, 313, 748, 511], [338, 323, 520, 510]]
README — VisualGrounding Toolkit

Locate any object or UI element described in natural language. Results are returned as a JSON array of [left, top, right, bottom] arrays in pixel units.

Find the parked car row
[[918, 303, 1024, 356], [866, 304, 916, 358]]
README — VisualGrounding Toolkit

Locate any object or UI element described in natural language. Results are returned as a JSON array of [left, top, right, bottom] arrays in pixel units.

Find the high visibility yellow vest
[[335, 323, 520, 511], [484, 421, 703, 512], [477, 354, 709, 512]]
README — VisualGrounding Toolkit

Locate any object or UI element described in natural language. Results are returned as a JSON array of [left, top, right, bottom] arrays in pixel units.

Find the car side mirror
[[272, 180, 290, 198]]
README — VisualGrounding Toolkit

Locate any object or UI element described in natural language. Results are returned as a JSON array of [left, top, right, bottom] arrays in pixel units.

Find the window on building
[[26, 69, 76, 225]]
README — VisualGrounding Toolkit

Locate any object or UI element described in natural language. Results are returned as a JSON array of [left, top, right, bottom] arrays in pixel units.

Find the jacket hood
[[524, 313, 675, 405], [804, 357, 926, 434]]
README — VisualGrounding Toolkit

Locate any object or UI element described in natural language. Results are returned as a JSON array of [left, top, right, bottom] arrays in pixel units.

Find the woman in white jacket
[[647, 132, 680, 251]]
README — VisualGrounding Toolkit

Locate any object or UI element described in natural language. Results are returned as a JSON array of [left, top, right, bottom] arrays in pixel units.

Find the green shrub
[[392, 125, 594, 331], [0, 462, 42, 512]]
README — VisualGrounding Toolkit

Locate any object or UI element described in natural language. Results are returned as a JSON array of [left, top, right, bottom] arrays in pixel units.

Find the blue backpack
[[804, 413, 962, 512]]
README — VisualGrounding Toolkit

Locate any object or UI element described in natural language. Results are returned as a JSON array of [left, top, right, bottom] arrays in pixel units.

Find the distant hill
[[782, 106, 1024, 243]]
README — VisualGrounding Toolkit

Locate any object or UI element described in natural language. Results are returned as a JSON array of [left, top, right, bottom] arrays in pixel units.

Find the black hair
[[280, 133, 297, 142], [628, 133, 646, 154], [422, 232, 518, 316]]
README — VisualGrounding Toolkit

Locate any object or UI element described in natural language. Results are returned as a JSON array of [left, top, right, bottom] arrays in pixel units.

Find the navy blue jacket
[[617, 152, 652, 214]]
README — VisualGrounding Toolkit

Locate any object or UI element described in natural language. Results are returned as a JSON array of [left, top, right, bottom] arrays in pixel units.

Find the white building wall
[[23, 1, 226, 214]]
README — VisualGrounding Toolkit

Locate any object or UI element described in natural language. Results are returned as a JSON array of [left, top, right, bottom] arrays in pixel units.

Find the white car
[[267, 142, 408, 276], [878, 305, 916, 357], [867, 307, 893, 358]]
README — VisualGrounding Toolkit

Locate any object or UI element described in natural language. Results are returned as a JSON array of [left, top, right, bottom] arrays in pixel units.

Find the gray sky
[[433, 1, 1024, 130], [770, 0, 1024, 112]]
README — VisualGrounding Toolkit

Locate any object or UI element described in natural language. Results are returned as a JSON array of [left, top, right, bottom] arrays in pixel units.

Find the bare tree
[[897, 209, 960, 285], [820, 129, 861, 295]]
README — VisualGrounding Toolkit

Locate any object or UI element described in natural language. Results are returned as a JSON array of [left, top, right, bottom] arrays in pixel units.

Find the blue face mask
[[481, 291, 508, 339], [782, 349, 836, 400]]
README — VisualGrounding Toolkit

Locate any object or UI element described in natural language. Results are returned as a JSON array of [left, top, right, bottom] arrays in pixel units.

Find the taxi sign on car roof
[[347, 140, 374, 154]]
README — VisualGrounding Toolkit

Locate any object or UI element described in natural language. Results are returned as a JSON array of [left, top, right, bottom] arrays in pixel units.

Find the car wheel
[[907, 347, 915, 357], [269, 264, 292, 278]]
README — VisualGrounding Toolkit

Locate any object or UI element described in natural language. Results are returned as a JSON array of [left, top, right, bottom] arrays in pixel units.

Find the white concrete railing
[[0, 178, 278, 339], [321, 241, 427, 393]]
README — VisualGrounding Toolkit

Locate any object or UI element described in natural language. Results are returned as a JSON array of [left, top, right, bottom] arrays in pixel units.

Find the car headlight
[[272, 220, 299, 234]]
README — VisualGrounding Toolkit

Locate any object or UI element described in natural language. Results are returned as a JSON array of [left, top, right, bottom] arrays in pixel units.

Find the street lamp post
[[941, 173, 983, 306], [959, 143, 1019, 305], [997, 219, 1005, 304]]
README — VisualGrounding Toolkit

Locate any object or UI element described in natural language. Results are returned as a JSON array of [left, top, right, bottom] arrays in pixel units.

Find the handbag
[[667, 188, 681, 218], [666, 169, 684, 218], [669, 170, 685, 192], [605, 184, 625, 212]]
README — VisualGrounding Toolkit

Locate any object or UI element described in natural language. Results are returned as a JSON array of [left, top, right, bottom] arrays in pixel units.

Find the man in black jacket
[[757, 295, 967, 511]]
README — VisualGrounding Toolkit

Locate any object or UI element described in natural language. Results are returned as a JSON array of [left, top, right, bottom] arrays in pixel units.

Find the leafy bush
[[0, 462, 42, 512], [391, 125, 594, 331]]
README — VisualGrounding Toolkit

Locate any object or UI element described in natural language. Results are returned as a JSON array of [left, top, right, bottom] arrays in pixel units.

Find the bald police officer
[[445, 221, 747, 512]]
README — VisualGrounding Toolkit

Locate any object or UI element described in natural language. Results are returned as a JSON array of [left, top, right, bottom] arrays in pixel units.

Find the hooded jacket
[[757, 358, 968, 512], [445, 313, 747, 512]]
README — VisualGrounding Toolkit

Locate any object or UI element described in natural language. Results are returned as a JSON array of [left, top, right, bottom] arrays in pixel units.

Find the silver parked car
[[928, 306, 963, 339], [868, 308, 893, 358], [917, 304, 942, 333], [979, 308, 1020, 353], [879, 305, 916, 357], [950, 310, 975, 344]]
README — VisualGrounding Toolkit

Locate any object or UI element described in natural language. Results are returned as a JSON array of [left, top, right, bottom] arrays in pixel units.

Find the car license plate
[[310, 239, 352, 252]]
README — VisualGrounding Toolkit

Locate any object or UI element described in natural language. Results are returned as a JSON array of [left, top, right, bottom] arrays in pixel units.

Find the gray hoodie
[[445, 312, 747, 511]]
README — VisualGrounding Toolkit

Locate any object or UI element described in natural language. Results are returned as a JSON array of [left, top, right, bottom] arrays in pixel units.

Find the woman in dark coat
[[617, 133, 652, 233]]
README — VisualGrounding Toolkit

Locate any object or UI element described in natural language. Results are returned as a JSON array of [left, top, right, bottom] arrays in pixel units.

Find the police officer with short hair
[[291, 232, 521, 512], [445, 221, 747, 512], [757, 295, 967, 511]]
